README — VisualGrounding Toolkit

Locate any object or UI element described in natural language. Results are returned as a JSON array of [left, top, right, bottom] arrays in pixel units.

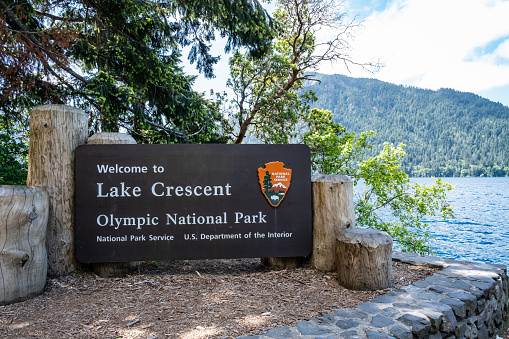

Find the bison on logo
[[257, 161, 292, 207]]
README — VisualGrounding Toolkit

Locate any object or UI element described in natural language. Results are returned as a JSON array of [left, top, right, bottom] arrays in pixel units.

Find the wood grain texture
[[27, 105, 88, 276], [336, 228, 392, 290], [87, 132, 140, 278], [0, 186, 49, 305], [310, 174, 355, 272]]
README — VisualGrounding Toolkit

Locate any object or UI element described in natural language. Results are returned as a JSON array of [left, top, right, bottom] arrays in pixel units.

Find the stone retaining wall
[[240, 252, 508, 339]]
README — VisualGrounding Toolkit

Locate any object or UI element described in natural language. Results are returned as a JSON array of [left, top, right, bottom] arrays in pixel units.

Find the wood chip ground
[[0, 259, 438, 338]]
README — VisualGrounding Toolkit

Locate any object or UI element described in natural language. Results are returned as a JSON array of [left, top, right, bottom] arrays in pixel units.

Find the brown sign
[[75, 144, 312, 263]]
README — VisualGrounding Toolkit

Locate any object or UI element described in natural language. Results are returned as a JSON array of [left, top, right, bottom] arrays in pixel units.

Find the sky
[[184, 0, 509, 107]]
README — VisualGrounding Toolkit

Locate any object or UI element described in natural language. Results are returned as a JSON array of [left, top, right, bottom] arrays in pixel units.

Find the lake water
[[361, 177, 509, 268]]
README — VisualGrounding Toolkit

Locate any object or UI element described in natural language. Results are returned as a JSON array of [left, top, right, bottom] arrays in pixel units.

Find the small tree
[[225, 0, 379, 144], [303, 108, 454, 254]]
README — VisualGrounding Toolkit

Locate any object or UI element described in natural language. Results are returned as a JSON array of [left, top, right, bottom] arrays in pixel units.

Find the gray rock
[[365, 329, 394, 339], [465, 320, 478, 339], [477, 298, 486, 312], [420, 301, 457, 333], [370, 315, 395, 328], [454, 318, 468, 338], [440, 297, 467, 317], [451, 280, 473, 291], [413, 280, 432, 288], [429, 285, 455, 294], [296, 321, 333, 336], [398, 285, 425, 294], [357, 302, 381, 314], [263, 326, 298, 338], [382, 307, 400, 317], [336, 319, 360, 330], [388, 292, 416, 303], [424, 275, 455, 286], [334, 308, 369, 319], [417, 309, 443, 332], [392, 302, 421, 310], [397, 314, 431, 338], [414, 291, 442, 301], [469, 279, 495, 291], [389, 325, 412, 339], [340, 330, 360, 338], [447, 291, 477, 309], [371, 295, 399, 303]]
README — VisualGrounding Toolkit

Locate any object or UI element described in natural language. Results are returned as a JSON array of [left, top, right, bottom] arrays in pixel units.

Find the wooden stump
[[310, 175, 355, 271], [87, 132, 140, 278], [0, 186, 49, 305], [27, 104, 88, 276], [336, 228, 392, 290]]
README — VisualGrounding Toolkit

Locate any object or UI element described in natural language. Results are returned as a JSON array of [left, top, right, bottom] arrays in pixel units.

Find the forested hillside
[[306, 74, 509, 177]]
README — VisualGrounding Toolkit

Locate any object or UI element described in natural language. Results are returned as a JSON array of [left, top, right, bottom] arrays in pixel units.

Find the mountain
[[270, 182, 287, 193], [272, 182, 287, 189], [305, 74, 509, 177]]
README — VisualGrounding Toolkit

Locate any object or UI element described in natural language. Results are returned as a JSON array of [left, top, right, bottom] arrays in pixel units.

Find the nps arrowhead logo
[[258, 161, 292, 207]]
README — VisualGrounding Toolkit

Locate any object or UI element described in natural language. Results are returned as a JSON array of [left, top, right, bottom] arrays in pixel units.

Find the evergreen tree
[[0, 0, 274, 143], [308, 74, 509, 177], [262, 171, 273, 191], [0, 120, 27, 185]]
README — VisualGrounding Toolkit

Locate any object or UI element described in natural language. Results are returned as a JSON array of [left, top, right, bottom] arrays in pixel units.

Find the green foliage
[[225, 0, 377, 144], [307, 74, 509, 177], [302, 109, 454, 254], [1, 0, 274, 143], [0, 121, 28, 185]]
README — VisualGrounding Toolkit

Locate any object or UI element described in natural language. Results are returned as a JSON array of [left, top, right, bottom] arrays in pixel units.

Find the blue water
[[359, 177, 509, 267]]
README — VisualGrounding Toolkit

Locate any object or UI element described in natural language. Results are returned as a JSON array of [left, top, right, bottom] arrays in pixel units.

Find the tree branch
[[0, 0, 90, 85], [35, 11, 85, 23]]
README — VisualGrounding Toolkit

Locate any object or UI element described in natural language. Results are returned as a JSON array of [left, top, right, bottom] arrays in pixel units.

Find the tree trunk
[[310, 174, 355, 271], [0, 186, 49, 305], [336, 228, 392, 291], [27, 104, 88, 276], [86, 132, 141, 277]]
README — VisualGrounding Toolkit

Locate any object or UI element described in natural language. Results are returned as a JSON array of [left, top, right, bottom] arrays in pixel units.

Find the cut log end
[[336, 228, 393, 291], [0, 185, 49, 305]]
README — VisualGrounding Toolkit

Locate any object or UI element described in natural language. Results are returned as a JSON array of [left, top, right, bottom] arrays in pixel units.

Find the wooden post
[[310, 174, 355, 271], [86, 132, 140, 277], [27, 104, 88, 276], [336, 228, 392, 290], [0, 186, 49, 305]]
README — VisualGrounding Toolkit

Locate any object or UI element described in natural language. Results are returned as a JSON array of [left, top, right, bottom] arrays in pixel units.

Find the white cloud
[[320, 0, 509, 97]]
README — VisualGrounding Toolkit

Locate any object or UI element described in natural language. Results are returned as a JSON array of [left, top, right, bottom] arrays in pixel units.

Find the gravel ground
[[1, 259, 439, 338]]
